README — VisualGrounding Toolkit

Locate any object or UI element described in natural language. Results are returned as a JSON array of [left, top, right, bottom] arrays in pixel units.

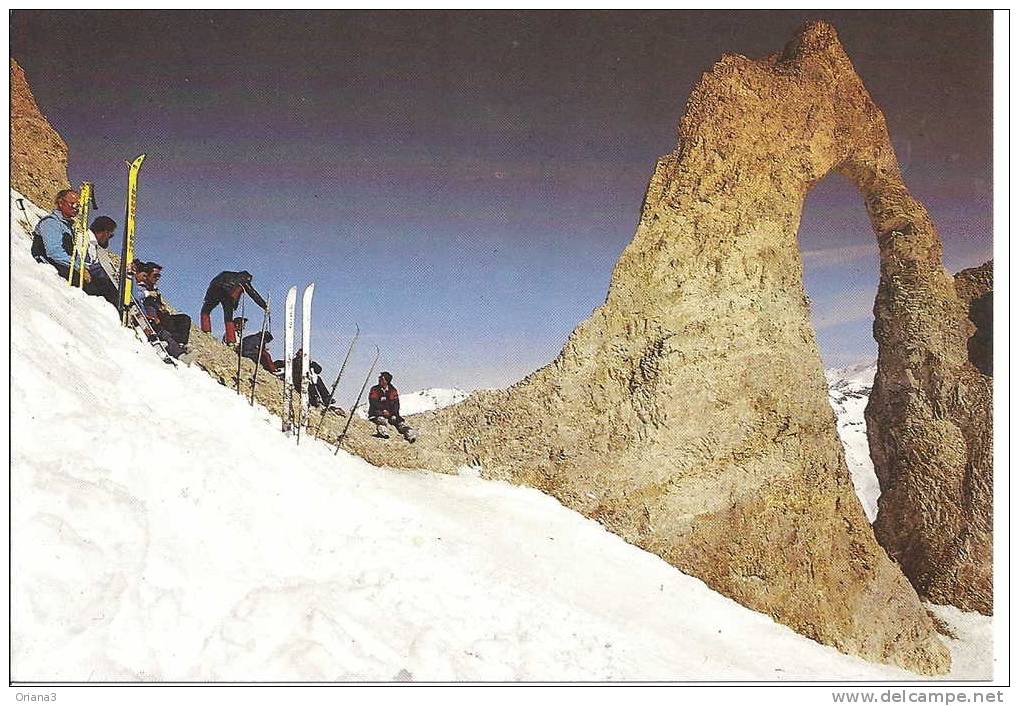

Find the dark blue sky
[[12, 11, 992, 394]]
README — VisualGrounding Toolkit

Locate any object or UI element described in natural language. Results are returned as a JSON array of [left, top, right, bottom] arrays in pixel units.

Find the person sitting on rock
[[291, 352, 333, 408], [199, 271, 267, 345], [367, 371, 416, 442], [233, 317, 248, 342], [31, 188, 79, 279], [241, 329, 277, 373], [136, 262, 192, 359], [307, 361, 335, 408], [82, 215, 119, 306]]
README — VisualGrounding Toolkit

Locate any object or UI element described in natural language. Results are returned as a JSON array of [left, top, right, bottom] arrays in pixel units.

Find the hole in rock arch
[[798, 176, 880, 371], [797, 174, 881, 521]]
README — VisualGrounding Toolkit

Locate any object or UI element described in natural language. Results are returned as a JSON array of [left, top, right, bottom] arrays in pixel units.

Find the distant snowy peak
[[824, 360, 879, 522], [357, 387, 470, 418], [399, 387, 471, 415], [825, 361, 877, 400]]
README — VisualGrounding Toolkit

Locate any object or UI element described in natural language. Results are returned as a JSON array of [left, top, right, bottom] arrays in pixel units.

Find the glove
[[81, 267, 92, 285]]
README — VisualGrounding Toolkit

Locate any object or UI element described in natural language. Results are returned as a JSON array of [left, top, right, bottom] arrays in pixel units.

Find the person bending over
[[199, 270, 267, 344]]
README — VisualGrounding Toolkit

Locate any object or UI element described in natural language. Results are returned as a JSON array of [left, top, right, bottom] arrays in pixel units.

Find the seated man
[[83, 216, 120, 306], [136, 263, 192, 358], [31, 189, 79, 279], [241, 329, 277, 373], [367, 371, 416, 443], [291, 353, 333, 408], [307, 361, 333, 408]]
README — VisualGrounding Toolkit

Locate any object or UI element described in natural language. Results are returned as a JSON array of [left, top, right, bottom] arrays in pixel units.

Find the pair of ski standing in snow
[[236, 283, 416, 446]]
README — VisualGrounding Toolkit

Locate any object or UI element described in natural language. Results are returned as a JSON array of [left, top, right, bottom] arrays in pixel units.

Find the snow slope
[[9, 190, 987, 681], [825, 362, 880, 521]]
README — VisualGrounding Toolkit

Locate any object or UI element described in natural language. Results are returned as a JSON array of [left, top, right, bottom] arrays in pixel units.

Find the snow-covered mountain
[[825, 361, 880, 521], [9, 189, 989, 681], [357, 387, 470, 419]]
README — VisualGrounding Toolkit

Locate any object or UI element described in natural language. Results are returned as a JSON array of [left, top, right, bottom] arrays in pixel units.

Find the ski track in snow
[[9, 189, 991, 681]]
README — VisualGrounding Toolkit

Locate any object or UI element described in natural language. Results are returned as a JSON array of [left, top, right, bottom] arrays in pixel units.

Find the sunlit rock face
[[10, 59, 70, 209], [868, 259, 993, 617], [335, 22, 955, 675]]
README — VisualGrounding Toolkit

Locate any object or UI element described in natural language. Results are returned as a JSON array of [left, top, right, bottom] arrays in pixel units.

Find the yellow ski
[[118, 154, 146, 324], [67, 181, 94, 287]]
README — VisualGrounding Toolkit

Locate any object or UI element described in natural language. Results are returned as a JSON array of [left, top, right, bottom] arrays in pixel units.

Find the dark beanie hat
[[91, 216, 117, 232]]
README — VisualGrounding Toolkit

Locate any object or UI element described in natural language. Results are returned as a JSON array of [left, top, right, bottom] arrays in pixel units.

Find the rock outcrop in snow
[[331, 22, 958, 674], [868, 260, 993, 616], [10, 59, 70, 209]]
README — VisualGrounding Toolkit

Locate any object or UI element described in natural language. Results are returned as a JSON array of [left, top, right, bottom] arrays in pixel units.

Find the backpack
[[30, 233, 46, 260]]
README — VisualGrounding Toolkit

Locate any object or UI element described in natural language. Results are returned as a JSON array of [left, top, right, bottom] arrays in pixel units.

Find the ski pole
[[296, 349, 303, 444], [249, 296, 271, 405], [334, 345, 380, 455], [314, 324, 360, 437], [16, 198, 36, 233], [235, 297, 245, 393], [129, 295, 177, 367]]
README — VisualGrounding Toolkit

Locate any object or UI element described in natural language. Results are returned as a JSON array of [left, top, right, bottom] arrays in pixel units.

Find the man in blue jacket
[[31, 189, 80, 279]]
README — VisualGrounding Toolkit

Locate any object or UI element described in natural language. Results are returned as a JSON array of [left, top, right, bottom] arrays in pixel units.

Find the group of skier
[[30, 186, 418, 444]]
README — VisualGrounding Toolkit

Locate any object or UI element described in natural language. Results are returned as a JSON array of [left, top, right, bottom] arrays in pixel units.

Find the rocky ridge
[[10, 59, 70, 210]]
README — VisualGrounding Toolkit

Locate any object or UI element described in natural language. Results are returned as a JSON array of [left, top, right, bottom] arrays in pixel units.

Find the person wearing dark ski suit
[[367, 372, 416, 442], [292, 354, 332, 408], [138, 263, 192, 359], [199, 270, 267, 344], [241, 331, 277, 373]]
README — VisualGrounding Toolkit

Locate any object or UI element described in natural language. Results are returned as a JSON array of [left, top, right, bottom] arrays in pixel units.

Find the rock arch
[[334, 22, 972, 673]]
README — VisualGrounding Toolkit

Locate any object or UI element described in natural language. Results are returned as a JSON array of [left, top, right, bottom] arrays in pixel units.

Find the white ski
[[297, 283, 315, 443], [282, 286, 297, 434]]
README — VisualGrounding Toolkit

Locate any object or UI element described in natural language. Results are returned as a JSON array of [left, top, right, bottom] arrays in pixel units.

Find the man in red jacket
[[367, 371, 416, 443]]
